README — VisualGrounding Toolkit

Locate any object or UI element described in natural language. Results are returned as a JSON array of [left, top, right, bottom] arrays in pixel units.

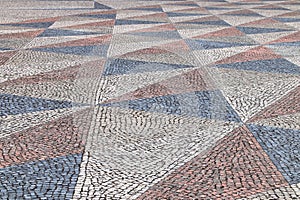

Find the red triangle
[[156, 40, 190, 53], [0, 30, 44, 39], [84, 10, 116, 15], [105, 68, 214, 103], [275, 10, 300, 18], [37, 34, 112, 48], [0, 108, 91, 168], [138, 126, 288, 199], [253, 4, 287, 10], [21, 16, 60, 24], [269, 31, 300, 44], [248, 85, 300, 122], [0, 50, 17, 65], [245, 0, 262, 2], [130, 24, 176, 33], [64, 20, 115, 29], [171, 7, 209, 14], [216, 2, 238, 7], [0, 65, 80, 87], [126, 12, 168, 21], [240, 18, 280, 27], [168, 1, 197, 6], [215, 46, 282, 65], [193, 27, 244, 39], [0, 59, 105, 87], [222, 9, 258, 16], [120, 47, 170, 56], [131, 5, 162, 10], [185, 15, 220, 23]]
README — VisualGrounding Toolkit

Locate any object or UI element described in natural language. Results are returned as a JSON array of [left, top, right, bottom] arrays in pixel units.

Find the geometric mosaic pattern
[[0, 0, 300, 199]]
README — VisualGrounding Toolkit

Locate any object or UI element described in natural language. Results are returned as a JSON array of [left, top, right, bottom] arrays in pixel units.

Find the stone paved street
[[0, 0, 300, 199]]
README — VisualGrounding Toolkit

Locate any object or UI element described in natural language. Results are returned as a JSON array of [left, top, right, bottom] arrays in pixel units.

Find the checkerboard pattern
[[0, 0, 300, 199]]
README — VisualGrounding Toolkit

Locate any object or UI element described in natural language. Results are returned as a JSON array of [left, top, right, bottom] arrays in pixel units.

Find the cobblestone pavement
[[0, 0, 300, 199]]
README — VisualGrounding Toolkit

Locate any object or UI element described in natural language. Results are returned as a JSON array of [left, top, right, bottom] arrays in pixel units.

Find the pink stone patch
[[157, 40, 191, 53], [126, 12, 168, 21], [131, 24, 176, 33], [21, 17, 60, 24], [65, 20, 115, 29], [0, 30, 44, 39], [0, 51, 17, 65], [0, 108, 91, 169], [0, 59, 105, 87], [215, 46, 282, 65], [105, 68, 214, 103], [193, 27, 245, 39], [240, 18, 280, 27], [137, 126, 288, 200], [38, 34, 112, 48], [185, 15, 221, 23], [269, 31, 300, 44], [120, 47, 172, 57], [248, 85, 300, 122], [276, 10, 300, 18]]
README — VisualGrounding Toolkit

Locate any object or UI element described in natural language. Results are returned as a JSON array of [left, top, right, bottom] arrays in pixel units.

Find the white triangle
[[113, 23, 166, 34], [209, 67, 300, 122], [267, 45, 300, 58], [1, 9, 98, 24], [0, 80, 75, 102], [241, 21, 293, 29], [220, 15, 264, 26], [50, 19, 106, 29], [0, 8, 97, 24], [231, 4, 266, 10], [24, 34, 103, 48], [0, 50, 100, 83], [248, 31, 297, 44], [94, 0, 163, 9], [194, 2, 226, 7], [252, 112, 300, 130], [284, 55, 300, 66], [75, 105, 239, 199], [192, 45, 256, 66], [97, 67, 193, 103], [243, 183, 300, 199], [111, 33, 174, 44], [121, 51, 195, 66], [0, 106, 88, 139], [0, 28, 42, 35], [177, 26, 224, 39], [116, 10, 160, 19], [168, 15, 211, 23], [0, 76, 102, 105], [278, 4, 300, 11], [107, 38, 179, 57], [2, 0, 94, 9], [161, 5, 199, 12], [207, 8, 240, 15], [250, 8, 291, 17], [285, 21, 300, 29]]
